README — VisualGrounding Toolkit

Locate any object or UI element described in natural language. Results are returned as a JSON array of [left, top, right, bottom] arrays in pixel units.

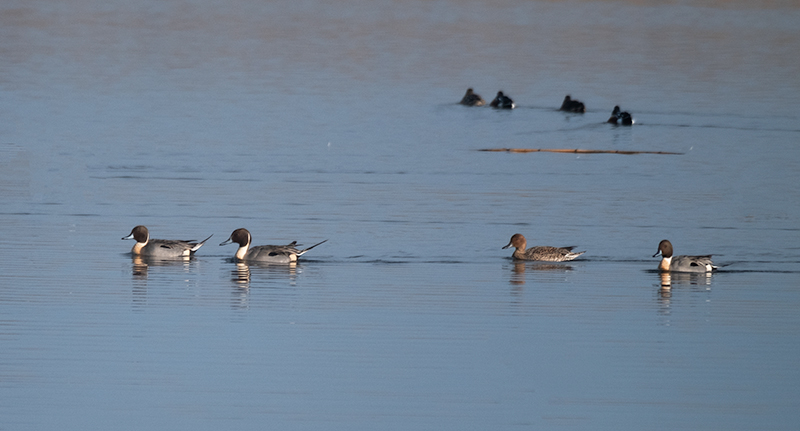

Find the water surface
[[1, 0, 799, 430]]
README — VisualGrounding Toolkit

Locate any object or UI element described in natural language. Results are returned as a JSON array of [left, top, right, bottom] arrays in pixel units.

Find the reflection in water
[[656, 271, 714, 317], [131, 256, 149, 279], [230, 262, 251, 311], [510, 262, 526, 286], [658, 271, 713, 291], [130, 255, 193, 277], [131, 256, 149, 309], [507, 260, 573, 286], [229, 260, 300, 284], [231, 261, 251, 286], [129, 255, 195, 310], [658, 272, 673, 300], [228, 261, 302, 310]]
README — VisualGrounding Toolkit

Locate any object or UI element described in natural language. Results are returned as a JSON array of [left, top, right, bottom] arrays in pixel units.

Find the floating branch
[[479, 148, 684, 155]]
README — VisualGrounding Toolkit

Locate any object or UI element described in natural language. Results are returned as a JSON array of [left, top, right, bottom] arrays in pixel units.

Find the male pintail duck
[[459, 88, 486, 106], [490, 91, 515, 109], [653, 239, 717, 273], [607, 105, 633, 125], [559, 95, 586, 113], [220, 228, 327, 263], [122, 225, 211, 258], [502, 233, 585, 262]]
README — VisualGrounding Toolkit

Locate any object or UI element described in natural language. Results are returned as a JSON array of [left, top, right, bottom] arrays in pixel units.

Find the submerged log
[[479, 148, 684, 155]]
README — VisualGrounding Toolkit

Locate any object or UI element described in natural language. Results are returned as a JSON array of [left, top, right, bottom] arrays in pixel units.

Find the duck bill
[[122, 233, 134, 240], [652, 250, 662, 258], [502, 242, 512, 249], [219, 236, 234, 246]]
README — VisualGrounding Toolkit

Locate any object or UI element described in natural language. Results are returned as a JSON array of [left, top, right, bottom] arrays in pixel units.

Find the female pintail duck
[[220, 228, 327, 263], [607, 105, 633, 125], [559, 95, 586, 113], [502, 233, 585, 262], [122, 225, 212, 258], [653, 239, 716, 273], [490, 91, 515, 109], [459, 88, 486, 106]]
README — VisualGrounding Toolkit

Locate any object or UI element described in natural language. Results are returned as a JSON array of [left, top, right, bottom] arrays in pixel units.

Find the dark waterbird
[[607, 105, 633, 125], [489, 91, 515, 109], [459, 88, 485, 106], [559, 95, 585, 113]]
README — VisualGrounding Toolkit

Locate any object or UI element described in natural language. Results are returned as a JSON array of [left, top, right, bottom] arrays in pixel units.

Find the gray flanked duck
[[459, 88, 486, 106], [503, 233, 585, 262], [489, 91, 515, 109], [220, 228, 327, 263], [653, 239, 717, 273], [122, 225, 211, 258], [607, 105, 633, 125]]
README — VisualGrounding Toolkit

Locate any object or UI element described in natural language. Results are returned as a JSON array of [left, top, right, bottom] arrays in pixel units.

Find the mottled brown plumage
[[502, 234, 585, 262]]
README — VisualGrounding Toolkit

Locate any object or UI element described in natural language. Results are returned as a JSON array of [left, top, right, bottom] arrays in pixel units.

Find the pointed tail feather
[[564, 250, 586, 261], [191, 234, 213, 252], [297, 239, 328, 256]]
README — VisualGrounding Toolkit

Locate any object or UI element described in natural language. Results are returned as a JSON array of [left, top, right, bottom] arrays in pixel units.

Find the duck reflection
[[130, 255, 193, 278], [227, 260, 301, 286], [130, 256, 149, 309], [227, 260, 301, 310], [658, 271, 713, 290], [231, 261, 251, 285], [230, 262, 251, 310], [129, 255, 195, 309], [507, 260, 573, 286], [658, 272, 673, 299], [655, 270, 713, 310], [131, 255, 150, 279]]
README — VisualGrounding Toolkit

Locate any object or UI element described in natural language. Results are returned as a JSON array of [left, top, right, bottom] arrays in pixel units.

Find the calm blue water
[[1, 0, 799, 430]]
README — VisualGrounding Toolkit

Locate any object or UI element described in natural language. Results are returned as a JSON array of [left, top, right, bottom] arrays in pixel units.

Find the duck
[[502, 233, 585, 262], [607, 105, 633, 125], [122, 225, 211, 258], [220, 228, 327, 263], [559, 95, 586, 113], [653, 239, 716, 273], [489, 91, 515, 109], [459, 88, 486, 106]]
